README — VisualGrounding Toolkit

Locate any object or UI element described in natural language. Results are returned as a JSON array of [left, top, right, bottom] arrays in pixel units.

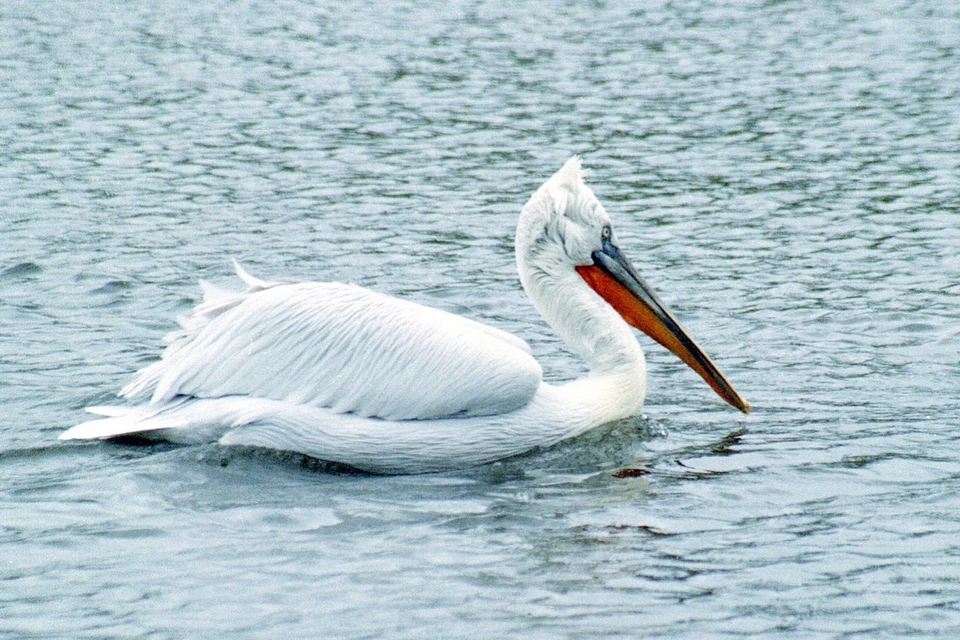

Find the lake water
[[3, 0, 960, 636]]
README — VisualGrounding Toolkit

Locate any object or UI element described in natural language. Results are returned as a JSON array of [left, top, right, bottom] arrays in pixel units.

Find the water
[[2, 0, 960, 636]]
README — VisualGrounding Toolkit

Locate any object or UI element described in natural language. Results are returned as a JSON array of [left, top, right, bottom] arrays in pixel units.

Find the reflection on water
[[2, 0, 960, 636]]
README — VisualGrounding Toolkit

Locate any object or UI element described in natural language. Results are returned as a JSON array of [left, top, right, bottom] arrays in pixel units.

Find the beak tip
[[739, 399, 751, 414]]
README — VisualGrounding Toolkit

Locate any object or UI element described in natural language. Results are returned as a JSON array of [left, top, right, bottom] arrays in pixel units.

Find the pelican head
[[516, 157, 750, 414]]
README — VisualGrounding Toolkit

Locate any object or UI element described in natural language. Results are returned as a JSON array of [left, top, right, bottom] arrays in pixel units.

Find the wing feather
[[121, 268, 542, 421]]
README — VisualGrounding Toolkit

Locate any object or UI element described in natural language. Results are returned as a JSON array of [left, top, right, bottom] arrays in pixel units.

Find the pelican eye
[[601, 225, 612, 241]]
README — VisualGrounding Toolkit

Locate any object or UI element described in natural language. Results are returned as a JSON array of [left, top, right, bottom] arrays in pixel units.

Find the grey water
[[2, 0, 959, 636]]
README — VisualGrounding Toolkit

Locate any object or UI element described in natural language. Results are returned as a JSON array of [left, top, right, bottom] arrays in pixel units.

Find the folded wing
[[120, 265, 542, 421]]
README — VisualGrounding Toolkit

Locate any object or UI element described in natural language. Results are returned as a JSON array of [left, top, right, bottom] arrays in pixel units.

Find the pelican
[[61, 157, 749, 473]]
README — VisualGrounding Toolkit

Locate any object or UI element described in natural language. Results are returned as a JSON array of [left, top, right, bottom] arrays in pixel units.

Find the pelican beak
[[575, 238, 750, 414]]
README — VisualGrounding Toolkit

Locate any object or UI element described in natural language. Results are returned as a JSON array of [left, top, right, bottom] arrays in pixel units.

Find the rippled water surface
[[3, 0, 960, 636]]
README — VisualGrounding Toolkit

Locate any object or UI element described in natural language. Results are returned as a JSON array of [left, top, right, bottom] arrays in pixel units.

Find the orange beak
[[576, 240, 750, 414]]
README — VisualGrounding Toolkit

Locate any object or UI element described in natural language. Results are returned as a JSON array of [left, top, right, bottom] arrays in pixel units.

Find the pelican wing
[[120, 266, 542, 421]]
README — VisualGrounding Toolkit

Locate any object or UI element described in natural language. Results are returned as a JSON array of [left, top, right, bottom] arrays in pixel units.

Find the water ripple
[[2, 0, 960, 637]]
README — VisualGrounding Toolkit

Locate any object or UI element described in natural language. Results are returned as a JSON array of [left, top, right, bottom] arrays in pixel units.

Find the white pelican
[[61, 157, 749, 473]]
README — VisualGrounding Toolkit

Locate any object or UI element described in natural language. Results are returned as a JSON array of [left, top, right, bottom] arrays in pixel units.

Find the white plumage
[[122, 271, 541, 421], [61, 157, 748, 473]]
